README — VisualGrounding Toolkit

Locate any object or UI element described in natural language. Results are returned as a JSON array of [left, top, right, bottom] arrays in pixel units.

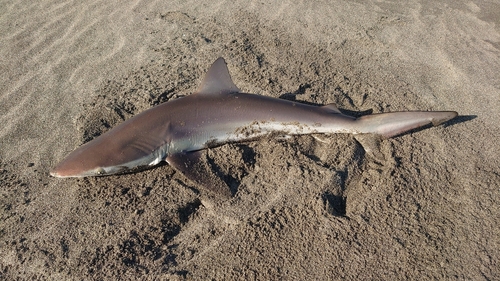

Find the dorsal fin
[[196, 57, 240, 95], [321, 103, 342, 114]]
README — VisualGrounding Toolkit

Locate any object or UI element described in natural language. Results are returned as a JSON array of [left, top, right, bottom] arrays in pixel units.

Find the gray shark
[[51, 58, 457, 196]]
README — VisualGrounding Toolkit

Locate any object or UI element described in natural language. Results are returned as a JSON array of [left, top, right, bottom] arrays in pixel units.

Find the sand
[[1, 0, 499, 280]]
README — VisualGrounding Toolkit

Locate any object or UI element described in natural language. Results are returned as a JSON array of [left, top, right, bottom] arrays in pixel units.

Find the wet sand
[[1, 0, 499, 279]]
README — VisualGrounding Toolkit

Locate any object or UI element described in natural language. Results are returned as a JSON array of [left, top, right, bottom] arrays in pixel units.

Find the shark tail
[[355, 111, 458, 138]]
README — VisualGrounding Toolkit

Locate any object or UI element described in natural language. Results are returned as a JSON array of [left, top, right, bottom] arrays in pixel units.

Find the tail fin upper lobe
[[356, 111, 458, 138]]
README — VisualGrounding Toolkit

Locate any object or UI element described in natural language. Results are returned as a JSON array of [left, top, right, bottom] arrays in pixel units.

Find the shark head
[[50, 139, 129, 177], [50, 124, 165, 178]]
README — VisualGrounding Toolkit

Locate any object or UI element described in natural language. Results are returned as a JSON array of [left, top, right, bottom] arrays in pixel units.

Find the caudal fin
[[356, 111, 458, 138]]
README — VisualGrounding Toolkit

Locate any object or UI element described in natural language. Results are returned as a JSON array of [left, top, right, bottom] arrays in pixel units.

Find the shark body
[[51, 58, 457, 196]]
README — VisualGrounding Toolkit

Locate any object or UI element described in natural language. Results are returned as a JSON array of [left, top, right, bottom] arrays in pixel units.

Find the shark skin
[[51, 58, 458, 196]]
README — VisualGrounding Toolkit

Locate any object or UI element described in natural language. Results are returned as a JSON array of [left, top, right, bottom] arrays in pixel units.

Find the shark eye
[[96, 168, 105, 175]]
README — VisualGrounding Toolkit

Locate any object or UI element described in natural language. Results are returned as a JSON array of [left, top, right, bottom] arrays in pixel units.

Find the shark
[[51, 58, 458, 196]]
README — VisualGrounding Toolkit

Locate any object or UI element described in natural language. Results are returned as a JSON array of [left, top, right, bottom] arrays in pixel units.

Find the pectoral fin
[[166, 151, 232, 198]]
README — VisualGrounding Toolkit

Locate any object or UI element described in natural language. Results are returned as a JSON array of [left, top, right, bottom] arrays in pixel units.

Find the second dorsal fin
[[196, 57, 240, 95], [321, 103, 342, 114]]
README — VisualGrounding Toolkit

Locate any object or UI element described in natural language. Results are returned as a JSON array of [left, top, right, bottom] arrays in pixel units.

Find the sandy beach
[[1, 0, 499, 279]]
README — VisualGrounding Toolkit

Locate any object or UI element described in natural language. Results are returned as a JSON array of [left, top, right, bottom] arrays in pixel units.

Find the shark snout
[[49, 168, 70, 178], [49, 166, 71, 178]]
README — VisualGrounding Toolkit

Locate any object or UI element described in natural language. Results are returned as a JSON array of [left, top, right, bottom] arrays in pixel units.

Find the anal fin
[[166, 151, 232, 198]]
